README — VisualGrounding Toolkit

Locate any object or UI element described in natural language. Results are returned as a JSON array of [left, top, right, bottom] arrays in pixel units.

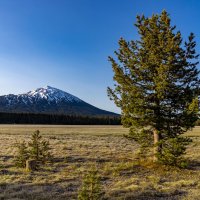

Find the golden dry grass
[[0, 125, 200, 199]]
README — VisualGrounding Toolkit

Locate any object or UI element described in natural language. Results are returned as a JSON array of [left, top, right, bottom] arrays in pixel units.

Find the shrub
[[28, 130, 52, 163], [78, 167, 102, 200], [14, 130, 52, 169], [14, 141, 29, 168], [157, 137, 192, 168], [28, 130, 42, 161]]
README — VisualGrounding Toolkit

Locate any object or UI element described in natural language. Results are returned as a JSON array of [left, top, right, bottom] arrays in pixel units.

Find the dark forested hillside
[[0, 112, 121, 125]]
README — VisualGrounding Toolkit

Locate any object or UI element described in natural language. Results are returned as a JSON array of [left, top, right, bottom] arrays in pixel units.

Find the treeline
[[0, 112, 121, 125]]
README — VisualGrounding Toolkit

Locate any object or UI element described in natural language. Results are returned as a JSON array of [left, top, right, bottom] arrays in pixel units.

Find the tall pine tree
[[108, 11, 200, 166]]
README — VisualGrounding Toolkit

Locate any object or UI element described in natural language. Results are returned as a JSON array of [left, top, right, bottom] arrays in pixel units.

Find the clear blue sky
[[0, 0, 199, 113]]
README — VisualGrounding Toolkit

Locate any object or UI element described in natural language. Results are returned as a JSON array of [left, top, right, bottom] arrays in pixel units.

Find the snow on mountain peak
[[0, 86, 118, 116], [25, 86, 82, 103]]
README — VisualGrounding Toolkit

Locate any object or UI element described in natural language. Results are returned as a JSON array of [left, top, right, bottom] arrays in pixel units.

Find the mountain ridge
[[0, 86, 118, 116]]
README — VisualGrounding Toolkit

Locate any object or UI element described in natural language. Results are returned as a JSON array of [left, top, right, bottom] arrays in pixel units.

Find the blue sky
[[0, 0, 199, 113]]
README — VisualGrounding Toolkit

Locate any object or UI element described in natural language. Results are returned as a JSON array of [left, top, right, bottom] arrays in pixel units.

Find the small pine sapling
[[14, 130, 52, 169], [14, 141, 29, 168], [40, 140, 52, 163], [28, 130, 42, 161], [28, 130, 52, 164], [78, 167, 102, 200]]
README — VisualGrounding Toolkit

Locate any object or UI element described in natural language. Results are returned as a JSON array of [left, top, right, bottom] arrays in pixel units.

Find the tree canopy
[[108, 10, 200, 166]]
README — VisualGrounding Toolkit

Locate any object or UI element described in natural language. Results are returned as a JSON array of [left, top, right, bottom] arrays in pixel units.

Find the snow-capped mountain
[[11, 86, 82, 104], [0, 86, 118, 116]]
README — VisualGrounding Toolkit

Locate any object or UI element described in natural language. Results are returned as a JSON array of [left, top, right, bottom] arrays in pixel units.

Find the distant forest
[[0, 112, 121, 125]]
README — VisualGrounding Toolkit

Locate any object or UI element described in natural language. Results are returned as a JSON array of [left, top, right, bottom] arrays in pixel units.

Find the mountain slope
[[0, 86, 118, 116]]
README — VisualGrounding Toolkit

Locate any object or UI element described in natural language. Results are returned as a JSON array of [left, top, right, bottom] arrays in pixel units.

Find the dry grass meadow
[[1, 125, 200, 199]]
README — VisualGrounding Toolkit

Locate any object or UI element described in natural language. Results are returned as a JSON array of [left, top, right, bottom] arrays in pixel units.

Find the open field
[[1, 125, 200, 199]]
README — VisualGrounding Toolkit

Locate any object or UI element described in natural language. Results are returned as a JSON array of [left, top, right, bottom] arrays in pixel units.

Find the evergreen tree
[[28, 130, 52, 164], [78, 167, 102, 200], [28, 130, 42, 161], [14, 130, 52, 169], [108, 11, 199, 166], [14, 141, 29, 168], [40, 140, 52, 163]]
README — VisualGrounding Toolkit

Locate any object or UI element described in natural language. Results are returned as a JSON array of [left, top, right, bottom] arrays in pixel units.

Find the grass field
[[1, 125, 200, 199]]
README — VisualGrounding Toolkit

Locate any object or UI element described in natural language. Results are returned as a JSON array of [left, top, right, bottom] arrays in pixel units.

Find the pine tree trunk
[[26, 159, 37, 171], [153, 129, 160, 162]]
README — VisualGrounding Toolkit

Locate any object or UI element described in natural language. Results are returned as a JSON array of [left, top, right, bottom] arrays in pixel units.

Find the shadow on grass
[[108, 187, 187, 200], [187, 159, 200, 171], [53, 155, 111, 164], [0, 169, 23, 175], [0, 155, 14, 161], [0, 181, 187, 200], [0, 182, 78, 200]]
